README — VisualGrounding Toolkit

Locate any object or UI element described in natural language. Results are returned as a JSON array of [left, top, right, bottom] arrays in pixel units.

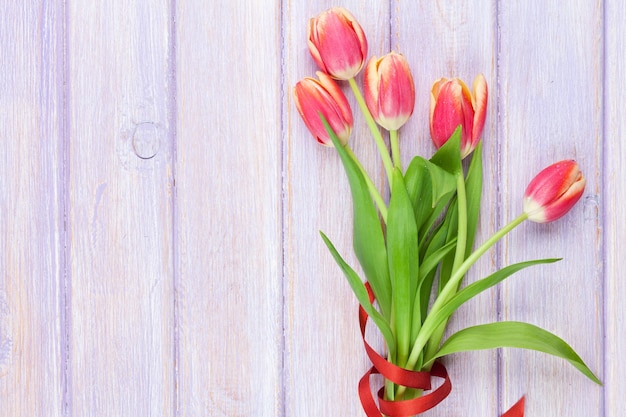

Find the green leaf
[[387, 168, 419, 362], [404, 158, 432, 227], [320, 231, 396, 355], [323, 117, 392, 320], [411, 237, 456, 341], [405, 156, 456, 232], [464, 141, 483, 259], [436, 196, 459, 292], [419, 238, 457, 284], [415, 259, 559, 358], [426, 127, 463, 294], [429, 126, 463, 175], [415, 217, 453, 326], [430, 321, 601, 385]]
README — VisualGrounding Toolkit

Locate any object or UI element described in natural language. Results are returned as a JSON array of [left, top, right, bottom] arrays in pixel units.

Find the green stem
[[390, 129, 402, 172], [451, 172, 468, 275], [433, 212, 528, 320], [385, 376, 395, 402], [345, 145, 388, 223], [422, 172, 468, 362], [395, 212, 529, 398], [347, 78, 394, 185]]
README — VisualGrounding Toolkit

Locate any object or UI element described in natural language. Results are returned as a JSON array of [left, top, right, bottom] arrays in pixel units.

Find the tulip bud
[[430, 74, 488, 158], [307, 7, 368, 80], [523, 160, 586, 223], [293, 71, 353, 147], [363, 52, 415, 131]]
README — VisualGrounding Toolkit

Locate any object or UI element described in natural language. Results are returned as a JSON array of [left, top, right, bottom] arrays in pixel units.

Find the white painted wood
[[498, 1, 604, 416], [0, 2, 65, 416], [605, 1, 626, 416], [66, 1, 175, 415], [174, 1, 283, 415]]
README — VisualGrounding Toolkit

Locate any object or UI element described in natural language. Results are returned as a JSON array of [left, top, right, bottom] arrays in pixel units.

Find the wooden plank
[[174, 1, 283, 415], [605, 1, 626, 415], [67, 1, 175, 415], [283, 2, 390, 415], [392, 1, 500, 415], [0, 2, 65, 416], [497, 1, 603, 415]]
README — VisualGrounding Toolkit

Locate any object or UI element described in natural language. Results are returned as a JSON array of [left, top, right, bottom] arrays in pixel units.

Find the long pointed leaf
[[411, 238, 456, 341], [405, 156, 456, 232], [415, 259, 559, 358], [430, 321, 601, 385], [417, 219, 452, 323], [419, 238, 457, 284], [464, 141, 483, 259], [320, 231, 396, 355], [429, 126, 463, 175], [437, 196, 458, 292], [387, 168, 419, 362], [323, 117, 392, 319]]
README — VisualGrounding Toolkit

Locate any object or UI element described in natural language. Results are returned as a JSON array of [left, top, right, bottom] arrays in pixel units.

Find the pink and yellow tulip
[[307, 7, 368, 80], [430, 74, 488, 158], [523, 160, 586, 223], [363, 52, 415, 131], [293, 71, 353, 147]]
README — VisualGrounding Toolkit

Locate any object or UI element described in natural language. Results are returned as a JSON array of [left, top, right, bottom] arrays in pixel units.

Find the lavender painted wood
[[174, 1, 283, 415], [66, 1, 175, 415], [284, 2, 390, 416], [1, 1, 625, 416], [0, 2, 65, 416], [605, 0, 626, 415], [497, 1, 603, 416]]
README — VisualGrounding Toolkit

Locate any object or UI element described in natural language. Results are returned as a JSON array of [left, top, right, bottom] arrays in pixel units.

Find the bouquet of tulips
[[293, 7, 600, 417]]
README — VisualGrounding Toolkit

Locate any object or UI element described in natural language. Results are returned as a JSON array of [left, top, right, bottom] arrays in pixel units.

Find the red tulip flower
[[430, 74, 488, 158], [363, 52, 415, 131], [293, 71, 353, 147], [307, 7, 368, 80], [523, 160, 586, 223]]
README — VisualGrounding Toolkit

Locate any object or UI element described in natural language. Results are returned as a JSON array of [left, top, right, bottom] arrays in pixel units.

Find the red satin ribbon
[[502, 397, 525, 417], [358, 283, 525, 417]]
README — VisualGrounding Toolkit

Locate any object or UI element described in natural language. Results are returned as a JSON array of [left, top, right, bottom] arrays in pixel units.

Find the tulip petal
[[458, 79, 475, 157], [523, 160, 586, 223], [430, 80, 466, 149], [471, 74, 488, 145], [377, 54, 415, 130], [363, 56, 381, 122], [317, 71, 353, 126], [307, 7, 368, 80], [539, 175, 586, 223], [365, 53, 415, 131], [293, 74, 353, 147]]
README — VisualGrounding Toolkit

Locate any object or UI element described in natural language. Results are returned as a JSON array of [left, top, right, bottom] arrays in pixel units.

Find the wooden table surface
[[1, 1, 623, 416]]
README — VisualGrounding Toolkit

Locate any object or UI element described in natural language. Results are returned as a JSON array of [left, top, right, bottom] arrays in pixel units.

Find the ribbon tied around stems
[[358, 283, 525, 417]]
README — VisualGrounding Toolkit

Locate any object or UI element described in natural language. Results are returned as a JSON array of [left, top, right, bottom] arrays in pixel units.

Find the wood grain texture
[[67, 1, 175, 415], [0, 2, 65, 416], [605, 0, 626, 415], [174, 1, 283, 415], [1, 1, 623, 416], [498, 1, 604, 415]]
